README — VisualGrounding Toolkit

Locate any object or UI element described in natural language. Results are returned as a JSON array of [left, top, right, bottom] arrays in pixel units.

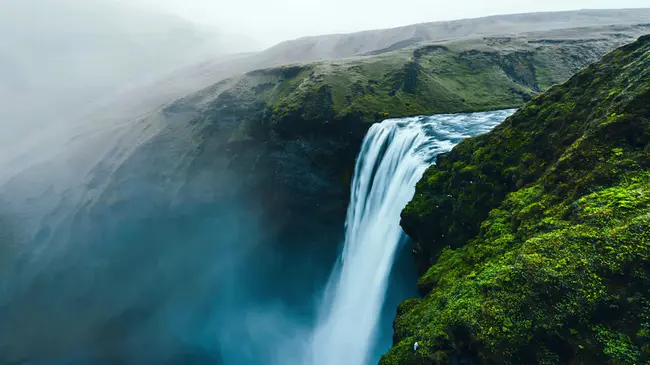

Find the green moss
[[596, 326, 641, 363], [390, 35, 650, 365]]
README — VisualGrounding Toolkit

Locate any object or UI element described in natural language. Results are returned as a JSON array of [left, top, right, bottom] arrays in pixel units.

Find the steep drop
[[307, 109, 515, 365]]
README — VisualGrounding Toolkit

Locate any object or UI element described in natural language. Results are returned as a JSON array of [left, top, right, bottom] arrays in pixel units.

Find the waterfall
[[306, 109, 515, 365]]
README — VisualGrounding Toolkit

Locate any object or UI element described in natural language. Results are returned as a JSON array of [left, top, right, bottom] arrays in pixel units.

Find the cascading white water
[[306, 109, 515, 365]]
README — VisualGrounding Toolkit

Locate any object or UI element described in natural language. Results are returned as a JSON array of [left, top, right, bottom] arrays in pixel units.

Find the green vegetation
[[207, 37, 623, 145], [389, 35, 650, 364], [177, 36, 625, 240]]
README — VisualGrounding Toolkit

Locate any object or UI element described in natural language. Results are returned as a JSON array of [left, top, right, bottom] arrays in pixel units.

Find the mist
[[0, 0, 258, 151], [0, 1, 334, 364], [0, 66, 334, 364], [126, 0, 650, 46]]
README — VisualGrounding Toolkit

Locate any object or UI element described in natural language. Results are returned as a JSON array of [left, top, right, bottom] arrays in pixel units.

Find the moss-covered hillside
[[389, 35, 650, 364]]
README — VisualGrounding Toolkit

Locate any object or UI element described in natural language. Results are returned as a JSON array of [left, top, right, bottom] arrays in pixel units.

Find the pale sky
[[128, 0, 650, 46]]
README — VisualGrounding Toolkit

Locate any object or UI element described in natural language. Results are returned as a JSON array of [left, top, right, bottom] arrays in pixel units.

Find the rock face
[[390, 35, 650, 365], [157, 32, 647, 247]]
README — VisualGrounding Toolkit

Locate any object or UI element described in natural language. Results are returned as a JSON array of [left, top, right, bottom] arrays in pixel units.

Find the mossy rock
[[392, 35, 650, 364]]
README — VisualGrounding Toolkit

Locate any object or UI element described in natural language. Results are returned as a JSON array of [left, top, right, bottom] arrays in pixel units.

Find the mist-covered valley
[[2, 1, 650, 365]]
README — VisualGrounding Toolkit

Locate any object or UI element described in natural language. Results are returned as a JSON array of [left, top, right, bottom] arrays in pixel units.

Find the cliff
[[161, 31, 646, 248], [389, 34, 650, 365]]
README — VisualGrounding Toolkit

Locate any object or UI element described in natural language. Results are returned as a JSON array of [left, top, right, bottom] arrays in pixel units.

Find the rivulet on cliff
[[388, 34, 650, 365]]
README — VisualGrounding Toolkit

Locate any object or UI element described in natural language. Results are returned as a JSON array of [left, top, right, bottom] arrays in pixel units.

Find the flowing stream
[[306, 109, 515, 365]]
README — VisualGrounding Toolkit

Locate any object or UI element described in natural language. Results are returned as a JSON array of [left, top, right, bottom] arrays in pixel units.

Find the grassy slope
[[200, 33, 640, 146], [391, 35, 650, 365]]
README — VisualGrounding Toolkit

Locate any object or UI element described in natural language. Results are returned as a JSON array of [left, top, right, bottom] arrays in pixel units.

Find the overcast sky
[[126, 0, 650, 46]]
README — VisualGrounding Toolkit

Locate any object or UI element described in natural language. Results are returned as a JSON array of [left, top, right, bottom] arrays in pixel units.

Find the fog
[[127, 0, 650, 45], [0, 50, 336, 365], [0, 0, 262, 182], [0, 1, 331, 364], [3, 0, 648, 150]]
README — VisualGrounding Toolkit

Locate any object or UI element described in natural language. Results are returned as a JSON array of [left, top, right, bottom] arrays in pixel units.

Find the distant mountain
[[257, 9, 650, 64]]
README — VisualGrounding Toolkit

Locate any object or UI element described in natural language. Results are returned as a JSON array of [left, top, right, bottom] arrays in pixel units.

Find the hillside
[[389, 35, 650, 365], [120, 9, 650, 120], [81, 26, 647, 259], [220, 25, 649, 127], [20, 10, 650, 172]]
